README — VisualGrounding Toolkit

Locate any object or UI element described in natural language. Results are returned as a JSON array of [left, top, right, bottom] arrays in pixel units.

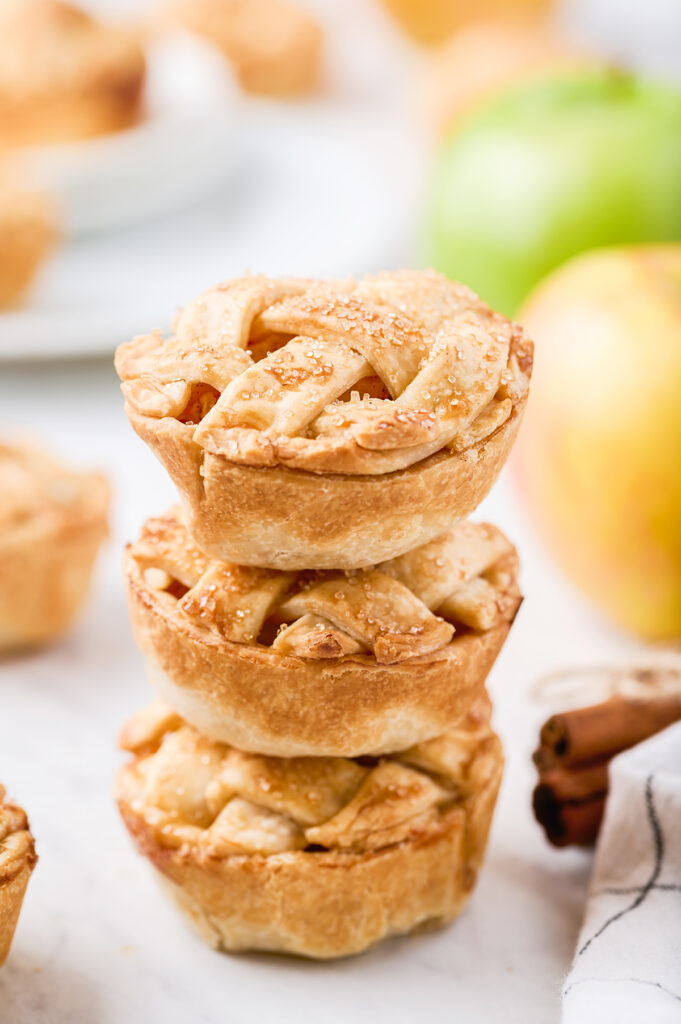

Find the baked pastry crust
[[169, 0, 322, 97], [0, 787, 37, 967], [0, 0, 146, 148], [116, 696, 503, 959], [0, 183, 57, 309], [0, 442, 109, 651], [124, 510, 520, 755], [116, 271, 532, 568]]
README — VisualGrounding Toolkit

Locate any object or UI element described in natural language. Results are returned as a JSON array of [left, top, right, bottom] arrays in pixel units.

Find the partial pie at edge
[[0, 787, 37, 967], [0, 182, 57, 309]]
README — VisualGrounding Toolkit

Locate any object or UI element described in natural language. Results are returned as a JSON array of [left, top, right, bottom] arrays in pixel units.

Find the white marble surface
[[0, 360, 647, 1024]]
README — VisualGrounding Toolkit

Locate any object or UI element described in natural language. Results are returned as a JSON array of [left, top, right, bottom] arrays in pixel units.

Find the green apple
[[425, 69, 681, 316], [514, 244, 681, 639]]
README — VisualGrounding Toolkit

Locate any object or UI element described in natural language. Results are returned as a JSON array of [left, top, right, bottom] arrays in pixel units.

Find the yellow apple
[[514, 245, 681, 639]]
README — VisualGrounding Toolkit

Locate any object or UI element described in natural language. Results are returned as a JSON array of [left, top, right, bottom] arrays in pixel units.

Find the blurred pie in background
[[0, 0, 146, 147], [0, 441, 109, 652], [0, 181, 57, 309], [168, 0, 322, 97], [379, 0, 552, 46]]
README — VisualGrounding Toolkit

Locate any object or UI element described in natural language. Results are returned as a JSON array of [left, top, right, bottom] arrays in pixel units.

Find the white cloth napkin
[[562, 721, 681, 1023]]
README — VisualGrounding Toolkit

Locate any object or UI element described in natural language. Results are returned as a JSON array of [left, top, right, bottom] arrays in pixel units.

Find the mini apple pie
[[116, 695, 503, 959], [116, 271, 533, 569], [0, 787, 37, 966], [0, 182, 57, 309], [0, 442, 109, 652], [169, 0, 322, 98], [124, 510, 520, 756], [0, 0, 146, 147]]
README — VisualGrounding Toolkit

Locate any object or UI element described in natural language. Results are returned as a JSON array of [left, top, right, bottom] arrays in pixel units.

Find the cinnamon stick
[[533, 785, 605, 848], [539, 694, 681, 768], [535, 761, 609, 803], [533, 690, 681, 848]]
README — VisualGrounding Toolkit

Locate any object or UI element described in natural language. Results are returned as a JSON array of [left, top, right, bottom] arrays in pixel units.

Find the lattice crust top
[[116, 271, 533, 474], [0, 786, 33, 882], [0, 442, 104, 542], [128, 511, 520, 665], [119, 696, 496, 857]]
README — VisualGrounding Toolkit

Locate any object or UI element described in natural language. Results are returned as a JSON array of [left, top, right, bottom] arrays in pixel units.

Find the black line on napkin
[[629, 979, 681, 1003], [564, 977, 681, 1003], [594, 882, 681, 896], [575, 774, 663, 960]]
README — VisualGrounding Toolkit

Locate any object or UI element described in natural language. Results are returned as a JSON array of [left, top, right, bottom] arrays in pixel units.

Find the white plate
[[4, 33, 240, 236], [0, 103, 418, 360]]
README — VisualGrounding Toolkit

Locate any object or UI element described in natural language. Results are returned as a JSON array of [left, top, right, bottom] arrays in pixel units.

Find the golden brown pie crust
[[116, 271, 532, 569], [0, 442, 109, 651], [129, 401, 525, 569], [116, 698, 503, 959], [0, 787, 37, 967], [124, 511, 521, 755]]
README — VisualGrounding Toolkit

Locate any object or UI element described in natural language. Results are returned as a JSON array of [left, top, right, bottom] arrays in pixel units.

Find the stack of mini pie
[[114, 269, 533, 959]]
